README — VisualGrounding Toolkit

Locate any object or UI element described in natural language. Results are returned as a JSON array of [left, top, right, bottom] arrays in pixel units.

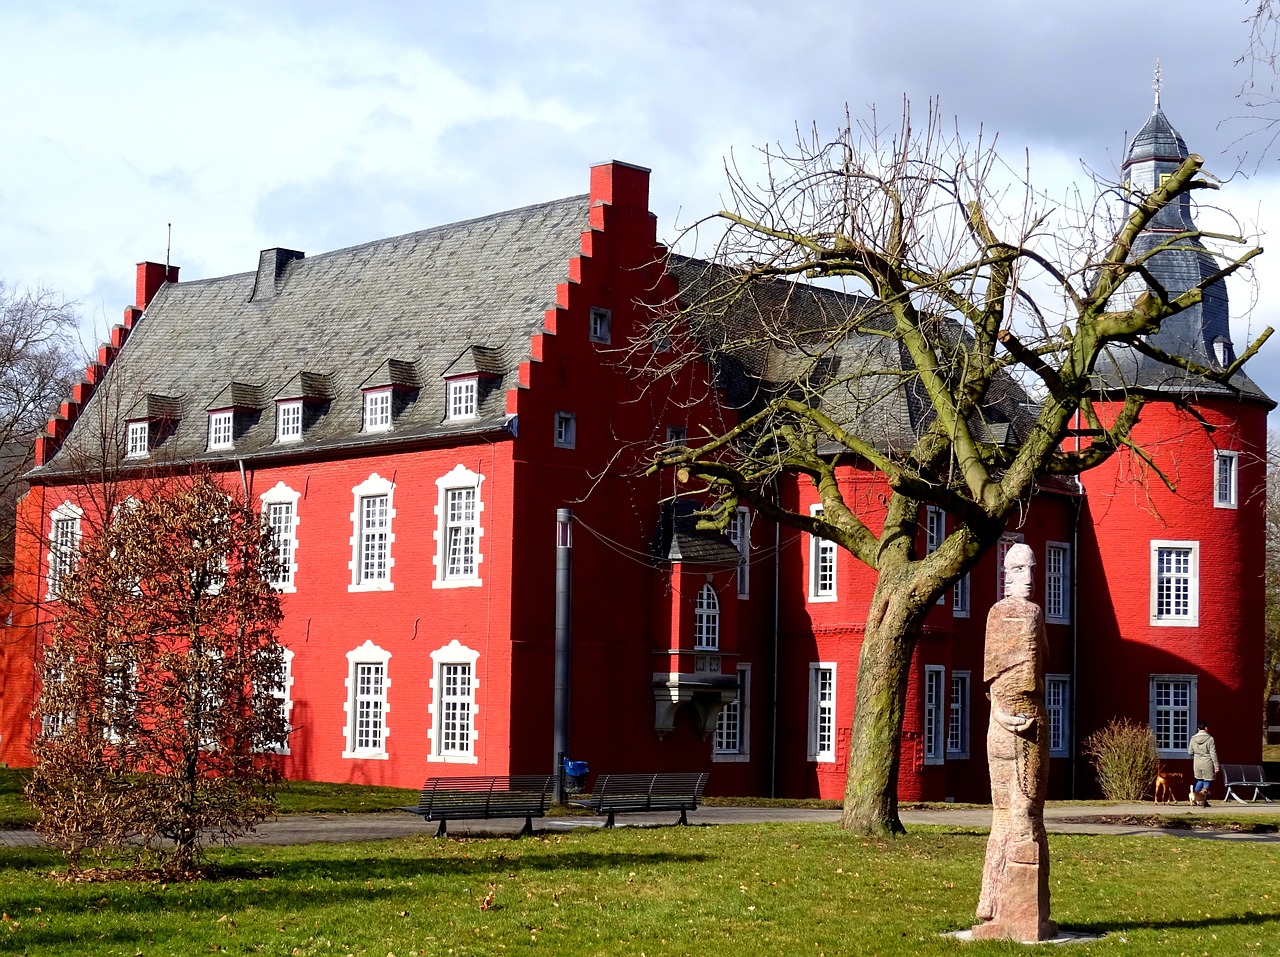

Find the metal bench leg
[[605, 811, 616, 828], [1227, 787, 1244, 804], [436, 819, 448, 838], [678, 809, 688, 826], [519, 816, 533, 837]]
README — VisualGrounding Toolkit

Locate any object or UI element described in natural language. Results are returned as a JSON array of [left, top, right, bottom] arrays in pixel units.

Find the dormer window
[[125, 420, 150, 458], [208, 410, 234, 450], [277, 400, 303, 443], [589, 306, 612, 344], [447, 378, 478, 421], [364, 389, 393, 433]]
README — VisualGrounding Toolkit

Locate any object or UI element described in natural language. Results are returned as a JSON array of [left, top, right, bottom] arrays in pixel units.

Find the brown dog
[[1153, 767, 1186, 804]]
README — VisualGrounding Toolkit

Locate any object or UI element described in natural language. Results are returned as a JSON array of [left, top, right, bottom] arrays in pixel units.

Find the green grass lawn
[[0, 823, 1277, 955]]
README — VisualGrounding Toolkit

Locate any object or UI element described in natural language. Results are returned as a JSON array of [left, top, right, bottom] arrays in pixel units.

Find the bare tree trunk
[[840, 565, 930, 835]]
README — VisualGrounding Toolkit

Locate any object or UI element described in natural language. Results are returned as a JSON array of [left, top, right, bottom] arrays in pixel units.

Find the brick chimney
[[589, 160, 651, 214], [136, 261, 180, 310]]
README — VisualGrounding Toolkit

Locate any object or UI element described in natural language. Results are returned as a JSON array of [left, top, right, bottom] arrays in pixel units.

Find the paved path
[[4, 800, 1275, 848]]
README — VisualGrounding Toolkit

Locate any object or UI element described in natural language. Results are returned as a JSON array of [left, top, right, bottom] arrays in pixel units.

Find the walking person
[[1187, 721, 1219, 807]]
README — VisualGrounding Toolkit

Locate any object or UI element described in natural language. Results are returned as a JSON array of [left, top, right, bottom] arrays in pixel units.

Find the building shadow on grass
[[1072, 910, 1280, 935]]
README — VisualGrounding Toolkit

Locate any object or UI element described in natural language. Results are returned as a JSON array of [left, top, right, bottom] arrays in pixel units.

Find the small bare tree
[[27, 474, 288, 878], [650, 104, 1269, 835]]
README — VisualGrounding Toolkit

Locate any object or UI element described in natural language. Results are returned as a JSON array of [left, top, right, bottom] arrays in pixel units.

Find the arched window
[[693, 584, 719, 650]]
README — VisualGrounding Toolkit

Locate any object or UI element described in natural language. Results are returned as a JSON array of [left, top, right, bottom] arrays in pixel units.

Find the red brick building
[[0, 106, 1270, 801]]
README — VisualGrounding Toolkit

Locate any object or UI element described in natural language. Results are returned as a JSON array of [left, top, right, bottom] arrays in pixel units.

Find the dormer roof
[[443, 345, 505, 379]]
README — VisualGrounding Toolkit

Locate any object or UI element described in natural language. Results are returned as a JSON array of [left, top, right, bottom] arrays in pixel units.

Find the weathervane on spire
[[1153, 58, 1162, 108]]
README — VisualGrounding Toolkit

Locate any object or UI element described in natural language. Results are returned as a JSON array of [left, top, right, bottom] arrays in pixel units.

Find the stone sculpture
[[972, 543, 1057, 942]]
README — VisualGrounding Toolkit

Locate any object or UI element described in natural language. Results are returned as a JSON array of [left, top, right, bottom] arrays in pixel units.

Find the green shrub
[[1083, 718, 1160, 801]]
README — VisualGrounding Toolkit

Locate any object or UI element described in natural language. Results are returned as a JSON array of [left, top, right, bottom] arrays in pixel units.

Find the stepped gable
[[32, 195, 592, 475], [1099, 102, 1272, 406]]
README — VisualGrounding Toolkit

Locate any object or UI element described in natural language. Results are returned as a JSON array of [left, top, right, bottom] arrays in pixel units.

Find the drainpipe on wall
[[553, 509, 573, 804], [770, 515, 781, 798], [1069, 489, 1082, 799]]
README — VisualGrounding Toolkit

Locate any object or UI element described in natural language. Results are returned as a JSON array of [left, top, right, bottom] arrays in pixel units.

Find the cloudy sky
[[3, 0, 1280, 395]]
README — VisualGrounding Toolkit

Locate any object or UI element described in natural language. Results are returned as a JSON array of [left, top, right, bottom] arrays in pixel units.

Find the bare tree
[[26, 474, 288, 878], [0, 281, 81, 555], [650, 104, 1269, 835]]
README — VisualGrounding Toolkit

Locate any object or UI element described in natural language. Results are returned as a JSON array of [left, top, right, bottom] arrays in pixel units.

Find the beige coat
[[1187, 730, 1219, 781]]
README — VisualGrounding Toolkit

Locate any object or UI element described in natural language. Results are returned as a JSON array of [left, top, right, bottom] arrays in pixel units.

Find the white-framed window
[[808, 662, 836, 762], [266, 646, 295, 754], [728, 506, 750, 598], [342, 640, 390, 758], [1150, 674, 1197, 757], [276, 400, 303, 443], [1044, 541, 1071, 625], [40, 666, 67, 737], [925, 507, 945, 604], [924, 665, 945, 765], [947, 670, 970, 759], [428, 640, 480, 763], [554, 411, 576, 449], [693, 583, 720, 650], [125, 420, 149, 458], [1045, 674, 1070, 757], [104, 657, 135, 745], [208, 410, 234, 450], [446, 378, 478, 421], [260, 482, 301, 592], [363, 389, 393, 433], [665, 425, 687, 445], [808, 505, 836, 602], [953, 572, 971, 618], [589, 306, 612, 344], [348, 474, 395, 591], [433, 465, 484, 588], [714, 664, 750, 761], [47, 501, 83, 599], [995, 531, 1025, 600], [1151, 540, 1199, 626], [1214, 450, 1238, 509]]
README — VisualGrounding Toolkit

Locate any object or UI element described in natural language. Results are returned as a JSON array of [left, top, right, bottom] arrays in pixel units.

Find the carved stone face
[[1003, 543, 1035, 600]]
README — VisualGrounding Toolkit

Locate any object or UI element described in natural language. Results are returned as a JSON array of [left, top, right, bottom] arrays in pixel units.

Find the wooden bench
[[1221, 764, 1280, 804], [571, 772, 708, 828], [397, 775, 555, 836]]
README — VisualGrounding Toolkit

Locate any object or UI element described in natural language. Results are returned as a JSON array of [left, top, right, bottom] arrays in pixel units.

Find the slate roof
[[655, 501, 744, 566], [1101, 106, 1272, 406], [668, 256, 1039, 456], [36, 195, 591, 476]]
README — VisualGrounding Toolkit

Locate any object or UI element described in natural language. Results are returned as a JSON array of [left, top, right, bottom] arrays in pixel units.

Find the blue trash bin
[[563, 758, 589, 794]]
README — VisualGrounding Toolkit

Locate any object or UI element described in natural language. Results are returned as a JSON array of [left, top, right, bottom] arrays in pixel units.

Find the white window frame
[[1149, 673, 1197, 758], [925, 507, 945, 604], [348, 474, 395, 592], [446, 377, 478, 421], [728, 506, 750, 598], [260, 482, 301, 592], [952, 572, 971, 618], [1150, 540, 1199, 626], [808, 662, 836, 762], [125, 419, 150, 458], [1214, 450, 1238, 509], [266, 646, 295, 754], [713, 663, 750, 762], [363, 388, 393, 433], [1044, 541, 1071, 625], [276, 400, 303, 443], [433, 464, 484, 588], [947, 670, 970, 759], [554, 411, 577, 449], [1045, 674, 1070, 758], [808, 505, 837, 602], [589, 306, 612, 344], [40, 666, 68, 737], [342, 640, 390, 759], [47, 501, 83, 599], [427, 639, 480, 763], [208, 410, 234, 450], [693, 583, 720, 650], [924, 665, 945, 765], [104, 657, 136, 745], [995, 532, 1025, 601]]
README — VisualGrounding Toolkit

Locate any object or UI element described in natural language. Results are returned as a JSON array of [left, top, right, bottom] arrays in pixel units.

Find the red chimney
[[589, 160, 651, 213], [135, 261, 180, 309]]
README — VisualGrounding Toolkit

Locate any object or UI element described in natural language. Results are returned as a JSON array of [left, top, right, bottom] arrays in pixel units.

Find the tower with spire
[[1075, 82, 1273, 777]]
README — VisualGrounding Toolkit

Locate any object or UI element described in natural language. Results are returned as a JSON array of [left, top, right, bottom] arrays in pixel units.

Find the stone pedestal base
[[972, 860, 1056, 942]]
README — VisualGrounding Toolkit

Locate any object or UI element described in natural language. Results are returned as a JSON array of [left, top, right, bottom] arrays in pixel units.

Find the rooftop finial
[[1153, 57, 1162, 109]]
